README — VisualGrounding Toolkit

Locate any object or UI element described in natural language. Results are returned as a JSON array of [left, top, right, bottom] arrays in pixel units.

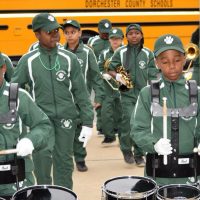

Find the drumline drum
[[11, 185, 78, 200], [157, 184, 200, 200], [101, 176, 157, 200]]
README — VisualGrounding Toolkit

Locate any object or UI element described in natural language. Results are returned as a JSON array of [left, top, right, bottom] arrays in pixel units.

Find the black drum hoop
[[11, 184, 78, 200], [102, 175, 157, 199], [157, 184, 200, 200]]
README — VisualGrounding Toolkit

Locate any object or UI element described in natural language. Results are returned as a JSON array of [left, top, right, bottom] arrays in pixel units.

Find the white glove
[[194, 144, 200, 155], [102, 73, 112, 81], [197, 144, 200, 155], [115, 73, 126, 85], [154, 138, 172, 155], [78, 126, 93, 147], [16, 138, 34, 157]]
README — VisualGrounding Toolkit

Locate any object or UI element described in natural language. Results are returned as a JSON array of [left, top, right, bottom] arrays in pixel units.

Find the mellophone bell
[[183, 43, 199, 81]]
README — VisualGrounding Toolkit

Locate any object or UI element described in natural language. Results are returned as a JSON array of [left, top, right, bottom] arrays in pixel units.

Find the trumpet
[[183, 43, 199, 73]]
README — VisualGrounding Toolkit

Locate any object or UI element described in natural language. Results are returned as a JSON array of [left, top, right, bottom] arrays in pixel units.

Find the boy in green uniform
[[98, 28, 124, 144], [0, 53, 51, 199], [12, 13, 94, 189], [87, 19, 112, 136], [63, 19, 104, 171], [108, 24, 158, 166], [131, 34, 200, 185]]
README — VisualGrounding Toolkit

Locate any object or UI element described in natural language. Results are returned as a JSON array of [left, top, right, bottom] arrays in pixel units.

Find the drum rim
[[102, 175, 157, 199], [11, 184, 77, 199], [157, 184, 200, 200]]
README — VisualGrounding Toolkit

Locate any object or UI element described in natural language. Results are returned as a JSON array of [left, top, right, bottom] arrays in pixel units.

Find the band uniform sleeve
[[3, 54, 14, 82], [147, 51, 160, 81], [98, 51, 105, 73], [18, 89, 52, 150], [88, 49, 104, 104], [70, 57, 94, 127], [108, 49, 121, 71], [11, 56, 29, 89]]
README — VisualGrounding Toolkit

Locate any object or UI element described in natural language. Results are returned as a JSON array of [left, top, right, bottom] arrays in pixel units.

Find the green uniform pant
[[33, 119, 76, 189], [95, 106, 102, 132], [73, 123, 87, 162], [120, 98, 143, 156], [53, 119, 76, 189], [32, 120, 55, 185], [101, 95, 122, 139]]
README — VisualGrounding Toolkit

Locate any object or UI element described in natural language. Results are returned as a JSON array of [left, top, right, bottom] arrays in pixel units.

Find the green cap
[[63, 20, 81, 29], [154, 34, 185, 57], [32, 13, 61, 32], [98, 19, 112, 33], [0, 53, 5, 67], [126, 24, 142, 34], [109, 28, 124, 39]]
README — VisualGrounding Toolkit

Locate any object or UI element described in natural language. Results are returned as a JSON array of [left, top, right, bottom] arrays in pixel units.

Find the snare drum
[[157, 184, 200, 200], [12, 185, 78, 200], [102, 176, 157, 200]]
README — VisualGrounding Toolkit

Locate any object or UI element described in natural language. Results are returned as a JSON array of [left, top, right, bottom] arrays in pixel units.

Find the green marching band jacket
[[12, 45, 94, 126]]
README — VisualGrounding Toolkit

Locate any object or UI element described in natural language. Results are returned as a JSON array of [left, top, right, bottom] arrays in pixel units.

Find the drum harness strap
[[0, 83, 25, 190], [146, 80, 200, 180]]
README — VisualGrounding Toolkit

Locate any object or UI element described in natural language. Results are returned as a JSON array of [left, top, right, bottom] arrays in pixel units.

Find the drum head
[[12, 185, 77, 200], [102, 176, 157, 199], [157, 184, 200, 200]]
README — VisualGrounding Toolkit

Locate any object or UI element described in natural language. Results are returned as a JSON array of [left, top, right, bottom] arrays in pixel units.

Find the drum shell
[[12, 184, 78, 200], [102, 176, 157, 200], [156, 184, 200, 200]]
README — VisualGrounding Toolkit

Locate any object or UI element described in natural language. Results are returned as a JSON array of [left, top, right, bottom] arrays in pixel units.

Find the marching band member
[[98, 28, 124, 145], [108, 24, 158, 166], [131, 34, 200, 185]]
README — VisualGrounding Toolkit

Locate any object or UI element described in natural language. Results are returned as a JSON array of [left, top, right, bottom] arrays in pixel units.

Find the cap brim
[[43, 23, 62, 32], [99, 29, 110, 33], [109, 34, 123, 39], [154, 46, 185, 57], [63, 23, 80, 29]]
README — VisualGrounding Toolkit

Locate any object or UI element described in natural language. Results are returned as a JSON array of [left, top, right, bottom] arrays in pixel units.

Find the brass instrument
[[103, 59, 133, 92], [103, 59, 119, 91], [183, 43, 199, 73], [116, 66, 133, 92]]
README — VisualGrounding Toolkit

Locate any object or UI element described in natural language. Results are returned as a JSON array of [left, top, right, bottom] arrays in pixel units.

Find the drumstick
[[0, 149, 18, 155], [163, 97, 168, 165]]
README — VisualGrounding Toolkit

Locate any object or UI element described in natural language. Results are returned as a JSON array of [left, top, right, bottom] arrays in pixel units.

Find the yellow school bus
[[0, 0, 199, 61]]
